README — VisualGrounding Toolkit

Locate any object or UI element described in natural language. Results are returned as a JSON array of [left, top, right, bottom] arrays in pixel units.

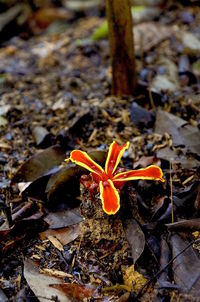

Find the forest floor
[[0, 1, 200, 301]]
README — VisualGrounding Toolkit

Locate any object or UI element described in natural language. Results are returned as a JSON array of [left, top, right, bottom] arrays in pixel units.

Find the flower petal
[[113, 165, 164, 183], [99, 180, 120, 215], [68, 150, 104, 177], [105, 141, 130, 177]]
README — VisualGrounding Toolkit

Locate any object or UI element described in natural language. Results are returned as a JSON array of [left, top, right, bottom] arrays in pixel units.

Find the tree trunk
[[106, 0, 137, 96]]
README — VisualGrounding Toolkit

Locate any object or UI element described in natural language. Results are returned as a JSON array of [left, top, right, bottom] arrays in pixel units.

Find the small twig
[[28, 295, 58, 301], [5, 191, 13, 227], [170, 160, 174, 223], [148, 86, 155, 109], [135, 239, 198, 299], [99, 250, 113, 260], [76, 232, 83, 258], [102, 284, 132, 293], [71, 254, 76, 268], [182, 175, 194, 186], [189, 102, 200, 114]]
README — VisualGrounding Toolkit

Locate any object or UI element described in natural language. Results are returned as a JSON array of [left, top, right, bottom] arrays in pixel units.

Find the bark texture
[[106, 0, 137, 96]]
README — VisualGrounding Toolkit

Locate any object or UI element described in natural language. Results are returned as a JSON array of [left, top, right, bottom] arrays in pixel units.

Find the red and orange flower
[[66, 141, 164, 215]]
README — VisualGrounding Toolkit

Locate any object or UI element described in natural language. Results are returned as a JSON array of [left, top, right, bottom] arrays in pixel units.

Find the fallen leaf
[[151, 75, 179, 93], [171, 234, 200, 295], [92, 20, 108, 41], [44, 208, 83, 229], [50, 283, 97, 300], [57, 109, 93, 149], [52, 95, 74, 111], [155, 109, 200, 155], [45, 165, 82, 205], [172, 182, 199, 212], [19, 171, 59, 200], [0, 104, 11, 116], [40, 223, 81, 245], [151, 58, 180, 93], [192, 59, 200, 77], [155, 238, 176, 290], [0, 116, 8, 127], [0, 211, 44, 254], [0, 228, 10, 243], [134, 22, 173, 54], [124, 219, 145, 264], [0, 141, 12, 150], [181, 32, 200, 55], [156, 146, 199, 169], [32, 126, 53, 148], [24, 259, 71, 302], [29, 7, 70, 30], [48, 235, 64, 252], [12, 145, 66, 183], [45, 151, 107, 205], [133, 156, 160, 169], [0, 288, 7, 302], [130, 102, 154, 129], [166, 219, 200, 232]]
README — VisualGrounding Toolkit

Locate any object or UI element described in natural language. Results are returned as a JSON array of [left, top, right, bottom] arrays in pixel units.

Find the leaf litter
[[0, 1, 200, 301]]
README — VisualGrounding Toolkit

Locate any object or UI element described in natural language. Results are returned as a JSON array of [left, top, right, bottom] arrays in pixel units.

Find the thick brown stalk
[[106, 0, 137, 96]]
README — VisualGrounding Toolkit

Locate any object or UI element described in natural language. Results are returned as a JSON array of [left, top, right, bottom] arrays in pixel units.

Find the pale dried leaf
[[44, 208, 83, 229], [24, 259, 72, 302], [40, 224, 81, 245], [48, 235, 64, 252]]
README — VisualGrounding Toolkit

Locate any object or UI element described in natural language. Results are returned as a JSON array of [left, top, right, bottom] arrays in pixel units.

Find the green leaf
[[91, 21, 108, 41]]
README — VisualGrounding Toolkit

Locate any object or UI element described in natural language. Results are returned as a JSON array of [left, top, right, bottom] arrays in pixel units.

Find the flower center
[[102, 180, 109, 187]]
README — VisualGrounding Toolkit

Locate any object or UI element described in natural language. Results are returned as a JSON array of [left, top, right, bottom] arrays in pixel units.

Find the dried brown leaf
[[171, 234, 200, 295], [124, 219, 145, 264], [12, 145, 66, 183], [40, 223, 81, 245], [24, 259, 71, 302], [44, 208, 83, 229]]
